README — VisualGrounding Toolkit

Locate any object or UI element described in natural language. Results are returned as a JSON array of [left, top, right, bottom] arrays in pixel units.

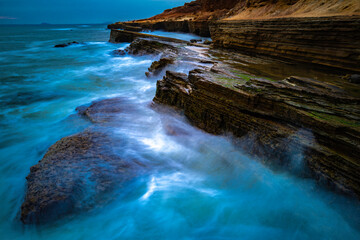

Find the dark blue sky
[[0, 0, 190, 24]]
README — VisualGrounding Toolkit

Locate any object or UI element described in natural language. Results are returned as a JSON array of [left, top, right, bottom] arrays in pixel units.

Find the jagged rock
[[111, 49, 126, 56], [125, 39, 178, 56], [203, 40, 212, 45], [54, 41, 80, 48], [190, 39, 202, 43], [146, 57, 175, 77], [154, 70, 360, 197]]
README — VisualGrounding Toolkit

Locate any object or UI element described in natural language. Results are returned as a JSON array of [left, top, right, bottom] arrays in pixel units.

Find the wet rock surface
[[76, 97, 134, 123], [146, 57, 175, 77], [109, 30, 188, 43], [111, 49, 126, 56], [54, 41, 80, 48], [125, 39, 178, 56], [153, 45, 360, 197], [21, 98, 144, 224]]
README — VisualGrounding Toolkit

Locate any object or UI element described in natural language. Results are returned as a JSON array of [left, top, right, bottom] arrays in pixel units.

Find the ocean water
[[0, 24, 359, 240]]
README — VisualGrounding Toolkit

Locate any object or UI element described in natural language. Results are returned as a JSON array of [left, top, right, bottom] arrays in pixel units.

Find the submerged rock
[[76, 97, 135, 123], [111, 49, 126, 56], [54, 41, 80, 48], [21, 98, 142, 224]]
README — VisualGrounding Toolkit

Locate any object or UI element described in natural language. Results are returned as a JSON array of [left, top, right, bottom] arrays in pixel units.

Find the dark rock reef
[[54, 41, 80, 48]]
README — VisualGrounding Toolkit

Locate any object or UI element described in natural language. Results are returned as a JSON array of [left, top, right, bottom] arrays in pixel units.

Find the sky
[[0, 0, 191, 24]]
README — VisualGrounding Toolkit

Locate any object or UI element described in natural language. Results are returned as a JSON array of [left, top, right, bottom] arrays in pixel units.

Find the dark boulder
[[54, 41, 80, 48]]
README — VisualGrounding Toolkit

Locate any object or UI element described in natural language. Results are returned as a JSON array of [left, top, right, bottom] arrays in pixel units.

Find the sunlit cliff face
[[146, 0, 360, 21]]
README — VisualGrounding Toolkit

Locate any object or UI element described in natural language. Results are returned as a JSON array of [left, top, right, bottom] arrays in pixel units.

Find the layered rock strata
[[109, 30, 188, 43], [210, 16, 360, 72], [153, 66, 360, 197], [108, 0, 360, 71]]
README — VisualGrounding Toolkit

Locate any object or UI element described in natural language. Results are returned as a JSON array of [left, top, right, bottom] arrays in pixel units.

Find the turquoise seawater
[[0, 24, 359, 240]]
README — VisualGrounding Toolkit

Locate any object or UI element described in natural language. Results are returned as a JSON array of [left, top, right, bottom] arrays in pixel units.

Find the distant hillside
[[145, 0, 360, 21]]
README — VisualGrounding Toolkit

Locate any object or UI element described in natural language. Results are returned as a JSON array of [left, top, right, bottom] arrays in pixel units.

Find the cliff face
[[146, 0, 237, 21], [226, 0, 360, 20], [154, 69, 360, 198], [210, 16, 360, 72]]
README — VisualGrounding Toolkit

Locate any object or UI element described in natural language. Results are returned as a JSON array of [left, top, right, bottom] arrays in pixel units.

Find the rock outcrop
[[124, 39, 178, 56], [210, 16, 360, 72], [153, 66, 360, 197]]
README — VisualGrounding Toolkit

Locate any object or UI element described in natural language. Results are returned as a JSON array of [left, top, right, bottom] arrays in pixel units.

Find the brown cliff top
[[138, 0, 360, 22]]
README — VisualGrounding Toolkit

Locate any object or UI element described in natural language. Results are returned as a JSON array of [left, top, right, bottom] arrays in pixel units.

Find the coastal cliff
[[109, 0, 360, 71]]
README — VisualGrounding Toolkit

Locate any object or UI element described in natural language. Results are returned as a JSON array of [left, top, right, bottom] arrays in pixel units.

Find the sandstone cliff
[[145, 0, 360, 21]]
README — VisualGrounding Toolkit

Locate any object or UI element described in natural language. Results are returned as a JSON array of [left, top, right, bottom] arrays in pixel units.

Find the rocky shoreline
[[21, 1, 360, 224], [109, 15, 360, 72]]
